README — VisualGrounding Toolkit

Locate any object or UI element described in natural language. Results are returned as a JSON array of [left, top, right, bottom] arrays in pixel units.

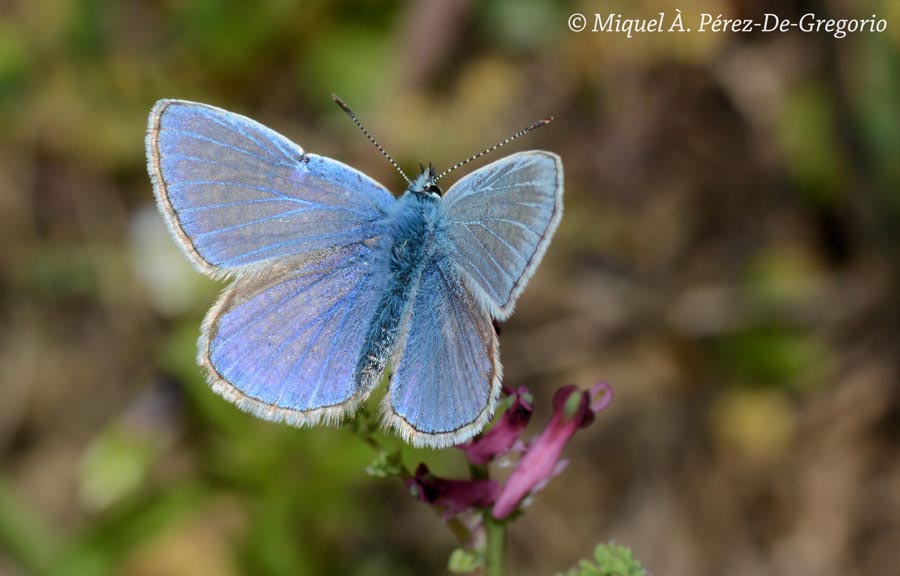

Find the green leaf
[[365, 450, 402, 478], [447, 548, 481, 574], [556, 542, 646, 576]]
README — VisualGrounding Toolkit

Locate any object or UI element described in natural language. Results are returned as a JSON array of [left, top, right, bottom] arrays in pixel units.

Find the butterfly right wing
[[199, 241, 390, 424], [438, 151, 563, 320], [382, 152, 562, 446], [147, 99, 394, 277]]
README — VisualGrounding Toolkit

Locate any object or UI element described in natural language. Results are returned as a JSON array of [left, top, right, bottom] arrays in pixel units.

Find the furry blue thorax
[[354, 190, 440, 389]]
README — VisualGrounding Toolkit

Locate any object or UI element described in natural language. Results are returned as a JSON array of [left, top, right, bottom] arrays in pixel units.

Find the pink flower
[[458, 386, 533, 465], [406, 463, 501, 517], [492, 382, 613, 519]]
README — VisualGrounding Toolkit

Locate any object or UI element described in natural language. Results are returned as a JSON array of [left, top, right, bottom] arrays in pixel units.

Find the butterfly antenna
[[435, 116, 554, 181], [332, 95, 412, 187]]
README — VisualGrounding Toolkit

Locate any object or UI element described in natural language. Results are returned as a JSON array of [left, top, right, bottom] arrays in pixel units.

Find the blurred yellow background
[[1, 0, 899, 575]]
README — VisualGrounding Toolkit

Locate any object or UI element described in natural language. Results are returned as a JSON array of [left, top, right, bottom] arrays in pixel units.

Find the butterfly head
[[410, 162, 442, 198]]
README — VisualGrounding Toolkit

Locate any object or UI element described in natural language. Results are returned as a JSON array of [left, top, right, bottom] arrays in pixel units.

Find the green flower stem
[[469, 463, 506, 576], [483, 513, 506, 576]]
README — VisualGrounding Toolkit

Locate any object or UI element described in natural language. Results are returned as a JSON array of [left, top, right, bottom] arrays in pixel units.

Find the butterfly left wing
[[383, 257, 500, 448], [438, 151, 563, 320], [199, 242, 390, 425], [147, 99, 394, 277]]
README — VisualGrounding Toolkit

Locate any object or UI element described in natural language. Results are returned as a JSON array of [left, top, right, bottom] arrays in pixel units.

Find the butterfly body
[[146, 99, 563, 448], [356, 188, 439, 392]]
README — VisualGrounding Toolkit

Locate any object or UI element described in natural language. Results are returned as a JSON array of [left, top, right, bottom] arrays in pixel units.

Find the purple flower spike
[[492, 383, 613, 519], [407, 463, 501, 517], [459, 386, 534, 465]]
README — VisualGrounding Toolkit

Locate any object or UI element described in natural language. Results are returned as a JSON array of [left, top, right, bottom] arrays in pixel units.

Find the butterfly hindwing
[[438, 151, 563, 320], [200, 242, 390, 424], [384, 255, 500, 448], [147, 99, 394, 276]]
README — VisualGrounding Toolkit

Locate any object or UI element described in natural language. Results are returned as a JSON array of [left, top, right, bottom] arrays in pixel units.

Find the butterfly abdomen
[[353, 193, 439, 391]]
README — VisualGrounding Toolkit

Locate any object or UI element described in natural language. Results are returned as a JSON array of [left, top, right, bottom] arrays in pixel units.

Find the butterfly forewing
[[147, 100, 394, 276], [439, 151, 563, 320]]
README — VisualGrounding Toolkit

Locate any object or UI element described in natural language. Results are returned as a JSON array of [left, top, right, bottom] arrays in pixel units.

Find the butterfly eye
[[424, 184, 442, 196]]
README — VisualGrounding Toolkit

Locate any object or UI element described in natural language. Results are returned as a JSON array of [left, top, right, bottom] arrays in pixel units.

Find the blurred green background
[[2, 0, 900, 574]]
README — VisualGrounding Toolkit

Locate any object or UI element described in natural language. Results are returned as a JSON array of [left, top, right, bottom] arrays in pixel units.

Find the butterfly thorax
[[387, 192, 438, 271], [353, 191, 439, 391]]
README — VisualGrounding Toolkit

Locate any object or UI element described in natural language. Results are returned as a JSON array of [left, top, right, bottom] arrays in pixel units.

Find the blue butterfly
[[145, 97, 563, 448]]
